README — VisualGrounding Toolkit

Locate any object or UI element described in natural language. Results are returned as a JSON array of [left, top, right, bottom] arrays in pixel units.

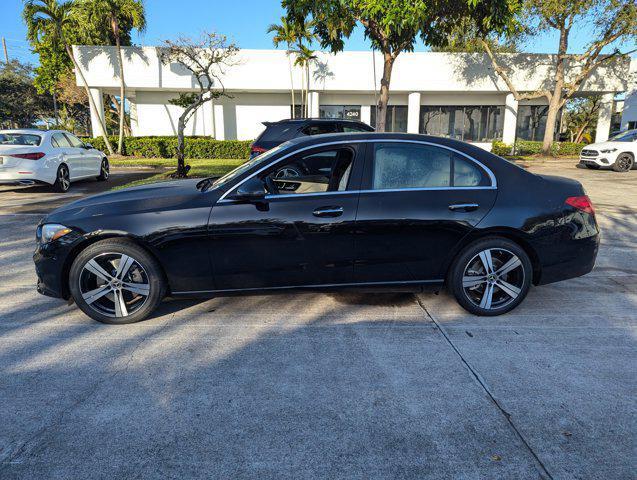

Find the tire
[[97, 158, 109, 181], [448, 237, 533, 316], [585, 164, 600, 170], [53, 164, 70, 192], [69, 238, 166, 324], [612, 153, 634, 172]]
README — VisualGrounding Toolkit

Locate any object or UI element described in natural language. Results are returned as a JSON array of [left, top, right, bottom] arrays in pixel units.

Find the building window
[[419, 106, 504, 142], [370, 105, 408, 132], [515, 105, 560, 141], [319, 105, 361, 121]]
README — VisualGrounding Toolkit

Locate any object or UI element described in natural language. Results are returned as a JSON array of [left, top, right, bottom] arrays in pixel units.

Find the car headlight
[[601, 148, 617, 153], [38, 224, 72, 244]]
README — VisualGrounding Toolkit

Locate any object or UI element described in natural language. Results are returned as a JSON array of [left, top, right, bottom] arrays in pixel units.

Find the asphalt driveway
[[0, 161, 635, 479]]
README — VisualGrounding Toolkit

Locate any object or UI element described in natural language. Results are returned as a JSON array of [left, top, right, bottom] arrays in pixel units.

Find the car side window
[[262, 148, 354, 195], [453, 156, 489, 187], [302, 124, 339, 136], [64, 133, 85, 148], [51, 133, 72, 148], [371, 143, 452, 189], [342, 125, 370, 133]]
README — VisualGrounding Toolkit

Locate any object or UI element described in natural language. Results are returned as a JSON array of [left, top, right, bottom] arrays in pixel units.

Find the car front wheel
[[612, 153, 634, 172], [448, 237, 532, 316], [69, 239, 166, 324]]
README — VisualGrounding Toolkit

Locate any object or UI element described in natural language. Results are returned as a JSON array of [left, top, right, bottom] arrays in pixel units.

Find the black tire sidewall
[[69, 239, 166, 324], [449, 237, 533, 316]]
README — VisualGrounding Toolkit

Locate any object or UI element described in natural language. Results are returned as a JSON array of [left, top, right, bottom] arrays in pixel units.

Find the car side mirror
[[235, 177, 267, 201], [83, 143, 93, 149]]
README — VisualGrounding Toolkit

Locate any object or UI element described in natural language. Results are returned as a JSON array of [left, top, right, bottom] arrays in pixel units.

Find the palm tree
[[267, 17, 297, 118], [23, 0, 114, 154], [78, 0, 146, 154], [293, 44, 317, 118]]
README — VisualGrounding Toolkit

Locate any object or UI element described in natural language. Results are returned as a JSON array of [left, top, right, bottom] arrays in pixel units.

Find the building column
[[407, 92, 421, 133], [88, 88, 105, 138], [213, 103, 225, 140], [128, 94, 138, 137], [595, 93, 614, 143], [502, 93, 518, 145], [360, 105, 371, 126], [308, 91, 320, 118]]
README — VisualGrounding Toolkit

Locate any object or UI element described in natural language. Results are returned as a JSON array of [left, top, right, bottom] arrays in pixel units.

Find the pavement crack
[[415, 296, 555, 480]]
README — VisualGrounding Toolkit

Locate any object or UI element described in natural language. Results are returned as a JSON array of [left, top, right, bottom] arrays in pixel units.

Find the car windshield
[[609, 130, 637, 142], [210, 142, 290, 190], [0, 133, 42, 146]]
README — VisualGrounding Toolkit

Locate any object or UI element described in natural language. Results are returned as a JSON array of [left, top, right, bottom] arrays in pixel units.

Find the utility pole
[[2, 37, 8, 63]]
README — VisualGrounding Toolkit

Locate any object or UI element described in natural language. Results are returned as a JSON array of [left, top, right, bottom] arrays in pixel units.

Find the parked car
[[34, 132, 599, 324], [0, 129, 109, 192], [250, 118, 374, 160], [578, 129, 637, 172]]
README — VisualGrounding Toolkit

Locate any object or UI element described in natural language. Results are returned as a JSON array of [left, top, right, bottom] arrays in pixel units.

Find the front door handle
[[449, 203, 479, 212], [313, 206, 344, 218]]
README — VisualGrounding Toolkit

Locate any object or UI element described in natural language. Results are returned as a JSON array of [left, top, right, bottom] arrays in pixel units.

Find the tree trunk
[[175, 103, 199, 177], [542, 95, 561, 155], [288, 53, 295, 118], [113, 17, 126, 155], [66, 45, 114, 155], [306, 63, 310, 117], [376, 53, 395, 132]]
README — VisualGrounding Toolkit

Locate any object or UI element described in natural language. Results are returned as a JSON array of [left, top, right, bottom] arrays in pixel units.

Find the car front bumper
[[33, 231, 85, 300], [578, 151, 620, 167]]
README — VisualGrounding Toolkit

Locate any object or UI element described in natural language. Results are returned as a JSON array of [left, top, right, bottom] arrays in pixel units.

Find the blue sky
[[2, 0, 635, 65]]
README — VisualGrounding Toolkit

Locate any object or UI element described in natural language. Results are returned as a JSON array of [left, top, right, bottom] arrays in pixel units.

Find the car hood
[[45, 179, 204, 223], [583, 142, 631, 150]]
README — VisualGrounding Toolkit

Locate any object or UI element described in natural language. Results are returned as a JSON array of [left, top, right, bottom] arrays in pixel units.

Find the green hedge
[[87, 136, 253, 159], [491, 139, 584, 157]]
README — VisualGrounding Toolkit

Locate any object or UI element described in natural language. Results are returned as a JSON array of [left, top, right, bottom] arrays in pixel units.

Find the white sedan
[[0, 129, 109, 192], [578, 129, 637, 172]]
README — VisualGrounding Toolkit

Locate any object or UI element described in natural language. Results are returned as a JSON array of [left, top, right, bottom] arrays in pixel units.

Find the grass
[[109, 158, 244, 189]]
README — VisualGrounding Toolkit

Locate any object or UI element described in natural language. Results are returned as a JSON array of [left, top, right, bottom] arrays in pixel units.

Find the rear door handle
[[449, 203, 479, 212], [313, 206, 344, 218]]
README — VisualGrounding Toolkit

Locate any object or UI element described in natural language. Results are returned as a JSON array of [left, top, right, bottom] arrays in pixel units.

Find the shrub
[[556, 142, 584, 156], [491, 140, 511, 156], [511, 140, 583, 157], [86, 136, 252, 159]]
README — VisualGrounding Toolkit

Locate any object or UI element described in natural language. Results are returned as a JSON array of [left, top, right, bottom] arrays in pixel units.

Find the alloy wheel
[[58, 166, 70, 191], [78, 253, 150, 318], [101, 159, 110, 179], [615, 154, 633, 172], [462, 248, 525, 310]]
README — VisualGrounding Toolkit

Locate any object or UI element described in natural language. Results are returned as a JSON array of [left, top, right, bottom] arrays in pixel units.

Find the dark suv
[[250, 118, 374, 158]]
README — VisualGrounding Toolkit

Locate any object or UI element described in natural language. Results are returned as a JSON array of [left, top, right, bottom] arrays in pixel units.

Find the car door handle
[[313, 206, 344, 218], [449, 203, 479, 212]]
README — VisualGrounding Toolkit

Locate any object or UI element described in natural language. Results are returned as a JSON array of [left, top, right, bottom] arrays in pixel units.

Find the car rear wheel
[[448, 237, 532, 316], [69, 239, 166, 324], [612, 153, 634, 172], [53, 164, 70, 192], [97, 158, 109, 181]]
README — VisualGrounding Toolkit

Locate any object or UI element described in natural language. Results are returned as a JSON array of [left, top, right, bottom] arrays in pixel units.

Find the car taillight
[[10, 152, 46, 160], [251, 145, 267, 155], [565, 195, 595, 215]]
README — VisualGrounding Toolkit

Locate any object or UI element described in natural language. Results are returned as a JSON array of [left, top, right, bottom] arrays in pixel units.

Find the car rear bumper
[[536, 233, 599, 285]]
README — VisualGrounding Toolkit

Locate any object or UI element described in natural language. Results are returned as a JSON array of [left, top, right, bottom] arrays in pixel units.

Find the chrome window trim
[[217, 138, 497, 202]]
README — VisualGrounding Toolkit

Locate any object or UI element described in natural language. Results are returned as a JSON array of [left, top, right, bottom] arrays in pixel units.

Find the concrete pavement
[[0, 161, 635, 479]]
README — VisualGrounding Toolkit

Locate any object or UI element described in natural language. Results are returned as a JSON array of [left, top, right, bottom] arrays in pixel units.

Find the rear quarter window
[[258, 124, 299, 142]]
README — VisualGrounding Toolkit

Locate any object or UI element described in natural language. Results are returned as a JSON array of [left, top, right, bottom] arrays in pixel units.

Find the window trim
[[217, 139, 497, 203]]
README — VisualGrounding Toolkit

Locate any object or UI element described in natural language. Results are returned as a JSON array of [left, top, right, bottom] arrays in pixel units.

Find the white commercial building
[[619, 57, 637, 132], [73, 46, 631, 147]]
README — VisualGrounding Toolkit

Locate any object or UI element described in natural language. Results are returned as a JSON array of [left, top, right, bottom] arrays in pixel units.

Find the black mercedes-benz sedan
[[33, 133, 599, 324]]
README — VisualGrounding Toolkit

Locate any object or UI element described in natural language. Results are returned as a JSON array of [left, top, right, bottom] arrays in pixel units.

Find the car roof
[[264, 118, 370, 126], [0, 129, 48, 135]]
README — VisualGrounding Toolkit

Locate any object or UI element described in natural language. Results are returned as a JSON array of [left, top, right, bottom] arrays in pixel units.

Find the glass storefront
[[319, 105, 361, 121], [370, 105, 408, 132], [419, 106, 504, 141], [515, 105, 560, 141]]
